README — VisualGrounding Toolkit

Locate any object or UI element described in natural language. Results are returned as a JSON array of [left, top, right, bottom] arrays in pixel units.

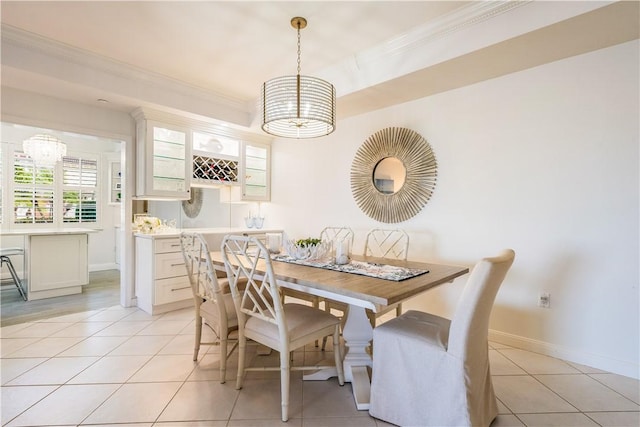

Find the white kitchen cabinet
[[241, 141, 271, 201], [191, 132, 271, 202], [135, 234, 192, 315], [132, 108, 271, 200], [133, 109, 192, 200], [134, 228, 284, 314]]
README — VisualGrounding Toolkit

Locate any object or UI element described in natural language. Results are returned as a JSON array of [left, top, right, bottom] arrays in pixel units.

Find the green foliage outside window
[[14, 164, 54, 185]]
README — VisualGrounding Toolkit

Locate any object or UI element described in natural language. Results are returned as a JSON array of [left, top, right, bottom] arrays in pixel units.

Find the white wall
[[90, 151, 122, 271], [268, 41, 639, 378]]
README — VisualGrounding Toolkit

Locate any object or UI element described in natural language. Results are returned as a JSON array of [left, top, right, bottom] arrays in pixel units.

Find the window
[[8, 148, 100, 227], [13, 152, 55, 224], [62, 157, 98, 223]]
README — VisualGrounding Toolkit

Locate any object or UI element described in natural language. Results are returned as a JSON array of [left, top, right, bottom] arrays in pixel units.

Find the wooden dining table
[[209, 251, 469, 410]]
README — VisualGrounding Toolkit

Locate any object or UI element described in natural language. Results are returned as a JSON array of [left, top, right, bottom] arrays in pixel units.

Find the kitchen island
[[0, 228, 97, 300]]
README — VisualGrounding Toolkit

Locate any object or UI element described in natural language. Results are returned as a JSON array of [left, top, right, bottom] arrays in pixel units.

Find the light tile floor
[[1, 305, 638, 427]]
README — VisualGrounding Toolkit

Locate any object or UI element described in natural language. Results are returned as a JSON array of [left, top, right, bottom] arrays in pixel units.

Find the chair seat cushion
[[375, 309, 451, 351], [245, 303, 339, 350], [201, 293, 238, 330]]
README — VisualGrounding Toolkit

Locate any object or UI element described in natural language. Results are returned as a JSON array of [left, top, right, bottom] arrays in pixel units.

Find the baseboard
[[489, 329, 639, 380], [89, 263, 119, 272]]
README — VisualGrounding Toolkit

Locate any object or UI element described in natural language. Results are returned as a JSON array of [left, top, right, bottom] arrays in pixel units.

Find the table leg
[[301, 303, 373, 410], [341, 304, 373, 410]]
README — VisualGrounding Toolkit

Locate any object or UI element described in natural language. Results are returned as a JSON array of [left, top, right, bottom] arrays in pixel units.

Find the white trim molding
[[489, 329, 639, 380]]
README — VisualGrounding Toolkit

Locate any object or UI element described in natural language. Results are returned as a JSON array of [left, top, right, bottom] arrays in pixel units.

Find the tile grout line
[[586, 372, 640, 407], [494, 347, 584, 417]]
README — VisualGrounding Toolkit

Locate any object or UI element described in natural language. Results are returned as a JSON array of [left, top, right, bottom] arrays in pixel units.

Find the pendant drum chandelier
[[23, 134, 67, 167], [261, 17, 336, 139]]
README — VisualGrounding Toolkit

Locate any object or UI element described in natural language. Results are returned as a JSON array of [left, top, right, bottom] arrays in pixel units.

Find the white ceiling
[[1, 1, 638, 132]]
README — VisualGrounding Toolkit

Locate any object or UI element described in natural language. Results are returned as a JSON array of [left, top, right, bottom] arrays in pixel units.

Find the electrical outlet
[[538, 292, 551, 308]]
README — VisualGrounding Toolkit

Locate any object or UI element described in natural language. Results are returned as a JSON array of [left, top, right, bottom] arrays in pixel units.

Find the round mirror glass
[[373, 157, 406, 194]]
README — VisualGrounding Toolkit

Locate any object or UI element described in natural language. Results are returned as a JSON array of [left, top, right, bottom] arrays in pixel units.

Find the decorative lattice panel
[[193, 156, 238, 183]]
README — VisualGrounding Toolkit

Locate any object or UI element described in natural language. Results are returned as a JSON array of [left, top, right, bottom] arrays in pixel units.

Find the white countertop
[[0, 228, 100, 236], [133, 227, 283, 239]]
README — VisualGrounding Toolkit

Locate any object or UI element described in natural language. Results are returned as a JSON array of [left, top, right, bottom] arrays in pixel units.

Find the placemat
[[272, 255, 428, 281]]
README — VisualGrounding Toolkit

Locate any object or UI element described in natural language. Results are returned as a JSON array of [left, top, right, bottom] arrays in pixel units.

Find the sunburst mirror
[[182, 187, 203, 218], [350, 127, 437, 223]]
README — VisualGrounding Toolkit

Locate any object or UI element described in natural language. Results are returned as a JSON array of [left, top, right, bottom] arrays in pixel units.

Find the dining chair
[[320, 226, 355, 251], [364, 227, 409, 261], [180, 232, 238, 383], [365, 228, 409, 317], [281, 228, 353, 346], [321, 228, 408, 350], [221, 234, 345, 422], [368, 249, 516, 427]]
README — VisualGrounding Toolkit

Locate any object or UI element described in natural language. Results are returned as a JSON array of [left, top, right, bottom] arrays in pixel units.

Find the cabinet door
[[29, 234, 88, 292], [136, 120, 191, 199], [241, 142, 270, 201]]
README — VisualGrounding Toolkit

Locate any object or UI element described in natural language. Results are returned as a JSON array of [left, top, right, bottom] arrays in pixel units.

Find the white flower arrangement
[[284, 238, 330, 261], [133, 216, 162, 234]]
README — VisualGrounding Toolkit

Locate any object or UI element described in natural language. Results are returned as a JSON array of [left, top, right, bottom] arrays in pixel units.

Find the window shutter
[[13, 152, 55, 224], [62, 156, 98, 224]]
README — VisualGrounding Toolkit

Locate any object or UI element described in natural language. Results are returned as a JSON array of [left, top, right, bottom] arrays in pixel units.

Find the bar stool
[[0, 248, 28, 301]]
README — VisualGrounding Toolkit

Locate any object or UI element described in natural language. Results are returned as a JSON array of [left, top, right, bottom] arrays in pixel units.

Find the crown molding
[[358, 0, 531, 63], [316, 1, 531, 92], [1, 24, 252, 121], [319, 0, 615, 98]]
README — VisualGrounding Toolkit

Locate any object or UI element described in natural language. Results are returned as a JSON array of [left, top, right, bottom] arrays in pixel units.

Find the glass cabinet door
[[136, 120, 191, 199], [151, 126, 187, 192], [241, 142, 270, 201]]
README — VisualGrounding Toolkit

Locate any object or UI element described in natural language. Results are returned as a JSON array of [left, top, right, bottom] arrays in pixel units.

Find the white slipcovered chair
[[180, 232, 238, 383], [369, 249, 515, 427], [221, 234, 345, 422]]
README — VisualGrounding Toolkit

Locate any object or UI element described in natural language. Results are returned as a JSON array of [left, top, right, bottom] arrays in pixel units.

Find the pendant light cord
[[296, 21, 302, 76]]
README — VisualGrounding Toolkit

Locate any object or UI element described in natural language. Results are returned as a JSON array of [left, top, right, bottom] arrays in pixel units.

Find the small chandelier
[[261, 17, 336, 139], [23, 134, 67, 167]]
